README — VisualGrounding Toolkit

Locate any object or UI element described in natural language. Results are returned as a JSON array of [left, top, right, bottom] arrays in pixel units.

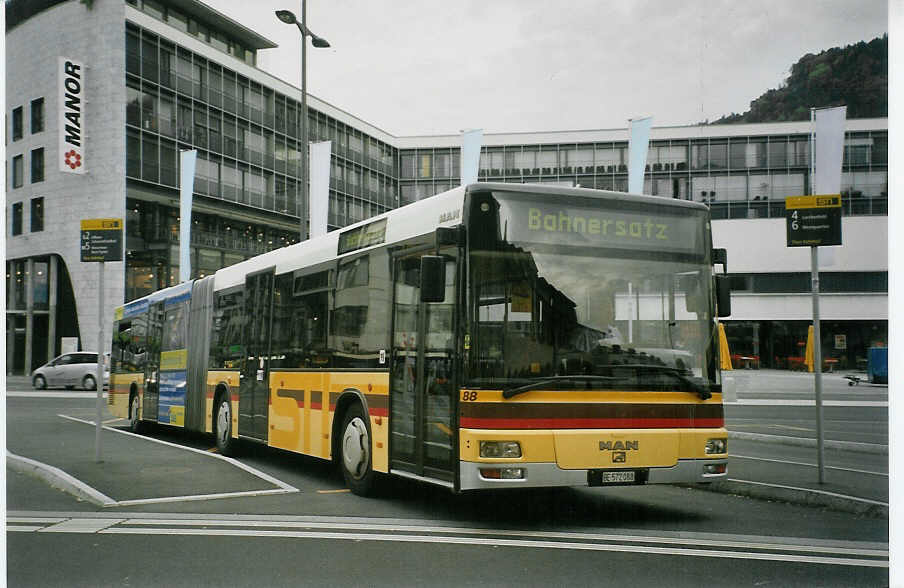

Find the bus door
[[240, 268, 274, 442], [390, 252, 457, 484], [143, 301, 164, 422]]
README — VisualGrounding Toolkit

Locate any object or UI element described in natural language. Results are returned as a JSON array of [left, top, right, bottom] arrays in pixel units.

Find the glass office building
[[6, 0, 888, 374]]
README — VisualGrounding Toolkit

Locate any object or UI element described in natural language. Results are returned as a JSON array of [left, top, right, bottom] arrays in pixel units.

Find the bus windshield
[[465, 191, 716, 395]]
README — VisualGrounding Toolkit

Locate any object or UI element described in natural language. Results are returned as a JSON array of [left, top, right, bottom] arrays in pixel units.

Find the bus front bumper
[[459, 458, 728, 491]]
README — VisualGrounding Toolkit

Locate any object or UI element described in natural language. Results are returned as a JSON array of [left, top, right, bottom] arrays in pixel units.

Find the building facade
[[6, 0, 888, 374]]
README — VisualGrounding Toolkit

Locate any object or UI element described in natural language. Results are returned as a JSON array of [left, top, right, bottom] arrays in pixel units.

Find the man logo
[[599, 440, 639, 451], [612, 452, 627, 463]]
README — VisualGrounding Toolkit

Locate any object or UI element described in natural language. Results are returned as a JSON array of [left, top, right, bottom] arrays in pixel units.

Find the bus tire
[[129, 393, 143, 433], [339, 403, 375, 496], [215, 392, 235, 456]]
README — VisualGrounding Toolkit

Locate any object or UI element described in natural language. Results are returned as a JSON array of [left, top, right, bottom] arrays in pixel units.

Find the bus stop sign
[[785, 195, 842, 247], [81, 218, 123, 262]]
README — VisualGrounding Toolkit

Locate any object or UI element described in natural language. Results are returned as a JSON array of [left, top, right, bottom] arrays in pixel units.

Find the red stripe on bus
[[459, 417, 723, 429], [368, 408, 389, 417]]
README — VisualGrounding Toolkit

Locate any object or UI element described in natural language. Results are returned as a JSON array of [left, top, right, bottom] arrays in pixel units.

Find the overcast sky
[[206, 0, 887, 137]]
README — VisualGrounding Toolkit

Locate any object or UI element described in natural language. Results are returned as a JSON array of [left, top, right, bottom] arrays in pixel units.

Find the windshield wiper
[[598, 363, 711, 400], [502, 375, 619, 399]]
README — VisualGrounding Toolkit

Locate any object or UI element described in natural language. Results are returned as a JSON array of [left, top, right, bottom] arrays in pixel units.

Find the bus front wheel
[[340, 404, 375, 496], [215, 393, 235, 456]]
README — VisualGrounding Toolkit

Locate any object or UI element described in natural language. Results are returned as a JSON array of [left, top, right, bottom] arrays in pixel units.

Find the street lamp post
[[276, 3, 330, 241]]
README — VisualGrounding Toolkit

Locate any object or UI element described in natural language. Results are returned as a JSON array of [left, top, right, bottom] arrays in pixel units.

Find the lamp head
[[275, 10, 296, 25], [311, 35, 331, 48]]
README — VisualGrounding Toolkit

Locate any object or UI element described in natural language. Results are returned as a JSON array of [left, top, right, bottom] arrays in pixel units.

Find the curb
[[728, 431, 887, 455], [696, 478, 888, 519], [7, 451, 115, 507]]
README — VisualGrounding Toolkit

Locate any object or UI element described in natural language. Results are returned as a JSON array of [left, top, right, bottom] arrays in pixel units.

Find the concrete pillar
[[47, 255, 59, 361], [25, 258, 34, 375], [6, 261, 16, 375]]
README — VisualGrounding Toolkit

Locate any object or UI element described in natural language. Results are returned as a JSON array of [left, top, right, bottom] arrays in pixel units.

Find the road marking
[[8, 513, 887, 568], [40, 518, 124, 533], [731, 454, 887, 477], [317, 489, 351, 494], [7, 391, 107, 399], [769, 424, 813, 432]]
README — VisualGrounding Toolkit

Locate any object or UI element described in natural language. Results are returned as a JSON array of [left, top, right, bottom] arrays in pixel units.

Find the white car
[[32, 352, 109, 390]]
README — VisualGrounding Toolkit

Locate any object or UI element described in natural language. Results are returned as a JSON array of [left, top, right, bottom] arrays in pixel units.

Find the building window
[[12, 154, 24, 188], [30, 197, 44, 232], [11, 202, 23, 236], [30, 98, 44, 133], [12, 106, 23, 141], [31, 148, 44, 183]]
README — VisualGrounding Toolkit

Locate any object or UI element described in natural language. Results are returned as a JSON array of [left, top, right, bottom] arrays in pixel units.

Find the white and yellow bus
[[109, 183, 731, 495]]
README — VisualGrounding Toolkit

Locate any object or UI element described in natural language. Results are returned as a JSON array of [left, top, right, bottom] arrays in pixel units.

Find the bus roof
[[207, 183, 708, 291]]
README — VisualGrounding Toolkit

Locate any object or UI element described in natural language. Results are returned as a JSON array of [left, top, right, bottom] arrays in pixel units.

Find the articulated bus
[[109, 183, 732, 495]]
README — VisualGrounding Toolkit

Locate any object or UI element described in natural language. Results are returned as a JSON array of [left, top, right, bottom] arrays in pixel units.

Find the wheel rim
[[85, 376, 96, 390], [130, 396, 139, 428], [34, 376, 45, 389], [342, 417, 370, 480], [217, 400, 230, 446]]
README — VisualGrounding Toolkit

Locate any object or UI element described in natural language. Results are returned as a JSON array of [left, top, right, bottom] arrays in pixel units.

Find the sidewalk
[[4, 375, 887, 518]]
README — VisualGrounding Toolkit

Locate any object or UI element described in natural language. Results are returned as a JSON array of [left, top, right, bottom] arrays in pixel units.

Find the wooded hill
[[712, 35, 887, 124]]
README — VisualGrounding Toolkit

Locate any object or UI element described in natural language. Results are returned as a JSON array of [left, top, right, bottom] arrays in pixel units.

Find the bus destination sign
[[80, 218, 123, 262], [785, 195, 842, 247]]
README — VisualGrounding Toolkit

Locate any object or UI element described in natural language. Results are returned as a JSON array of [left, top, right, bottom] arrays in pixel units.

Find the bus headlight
[[479, 441, 522, 458], [705, 438, 727, 455]]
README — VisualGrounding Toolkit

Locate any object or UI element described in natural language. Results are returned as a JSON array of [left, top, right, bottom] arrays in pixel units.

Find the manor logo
[[59, 57, 86, 174]]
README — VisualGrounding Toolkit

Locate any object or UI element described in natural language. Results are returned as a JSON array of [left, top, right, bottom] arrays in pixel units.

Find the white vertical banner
[[309, 140, 332, 238], [179, 149, 197, 283], [812, 106, 847, 195], [59, 57, 86, 174], [460, 129, 483, 186], [627, 116, 652, 194]]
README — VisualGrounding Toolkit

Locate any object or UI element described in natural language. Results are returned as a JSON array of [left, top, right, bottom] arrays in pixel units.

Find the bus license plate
[[602, 471, 635, 483], [588, 470, 640, 486]]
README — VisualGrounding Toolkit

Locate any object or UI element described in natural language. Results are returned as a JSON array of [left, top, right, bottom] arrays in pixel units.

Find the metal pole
[[809, 107, 825, 484], [300, 0, 308, 241], [95, 261, 104, 463], [811, 246, 825, 483]]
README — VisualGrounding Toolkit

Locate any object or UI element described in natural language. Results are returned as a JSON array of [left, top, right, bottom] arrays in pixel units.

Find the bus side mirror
[[715, 274, 731, 317], [420, 256, 446, 303]]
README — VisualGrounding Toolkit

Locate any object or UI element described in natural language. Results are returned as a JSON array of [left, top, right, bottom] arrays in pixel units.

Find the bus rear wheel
[[215, 393, 235, 456], [340, 404, 375, 496], [129, 394, 143, 433]]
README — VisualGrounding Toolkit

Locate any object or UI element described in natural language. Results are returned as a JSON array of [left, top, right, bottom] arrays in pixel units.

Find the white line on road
[[731, 454, 888, 477], [96, 527, 889, 568], [7, 514, 887, 568], [7, 391, 107, 399]]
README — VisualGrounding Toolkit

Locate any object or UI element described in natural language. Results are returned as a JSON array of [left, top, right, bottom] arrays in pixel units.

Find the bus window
[[271, 270, 330, 369], [162, 302, 187, 351], [331, 250, 390, 369], [210, 288, 244, 369]]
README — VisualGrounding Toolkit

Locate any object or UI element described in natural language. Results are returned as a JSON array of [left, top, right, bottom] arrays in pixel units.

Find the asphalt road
[[5, 372, 889, 587]]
